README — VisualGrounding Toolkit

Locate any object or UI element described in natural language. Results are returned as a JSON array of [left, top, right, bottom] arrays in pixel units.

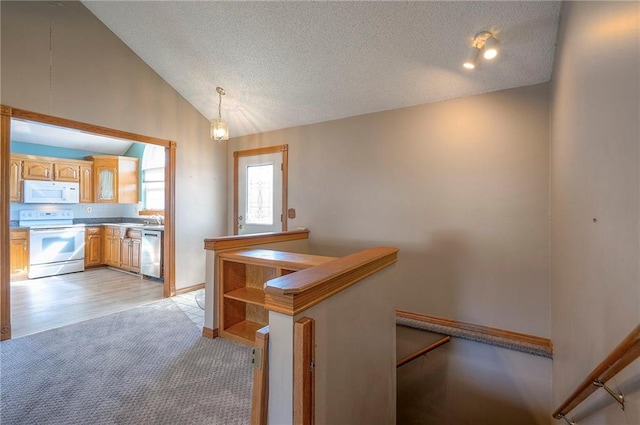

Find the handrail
[[264, 247, 399, 316], [552, 323, 640, 422], [396, 310, 553, 358], [396, 336, 451, 368]]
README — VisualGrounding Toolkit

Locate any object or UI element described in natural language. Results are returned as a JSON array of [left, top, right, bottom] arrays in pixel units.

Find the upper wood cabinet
[[10, 154, 94, 203], [53, 162, 80, 182], [9, 157, 22, 202], [79, 165, 93, 203], [87, 156, 138, 204], [22, 159, 52, 181]]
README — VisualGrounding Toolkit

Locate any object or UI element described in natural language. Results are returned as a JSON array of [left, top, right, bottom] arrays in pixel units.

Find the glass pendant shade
[[210, 118, 229, 141]]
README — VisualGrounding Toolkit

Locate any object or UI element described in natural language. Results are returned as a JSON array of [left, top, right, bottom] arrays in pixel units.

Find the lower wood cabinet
[[103, 226, 122, 268], [103, 225, 142, 273], [85, 226, 102, 268], [10, 229, 29, 281], [120, 229, 142, 273]]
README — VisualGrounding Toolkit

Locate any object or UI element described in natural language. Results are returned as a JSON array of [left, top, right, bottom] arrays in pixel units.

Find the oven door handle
[[30, 228, 84, 234]]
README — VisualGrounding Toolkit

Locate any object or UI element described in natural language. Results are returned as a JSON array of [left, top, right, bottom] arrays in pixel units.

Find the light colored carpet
[[1, 299, 252, 424]]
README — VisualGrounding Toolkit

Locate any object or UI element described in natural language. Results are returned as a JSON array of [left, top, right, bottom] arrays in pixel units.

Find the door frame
[[233, 145, 288, 235], [0, 105, 177, 340]]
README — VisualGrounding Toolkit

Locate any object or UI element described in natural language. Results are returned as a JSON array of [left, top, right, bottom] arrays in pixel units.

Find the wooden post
[[294, 317, 315, 425]]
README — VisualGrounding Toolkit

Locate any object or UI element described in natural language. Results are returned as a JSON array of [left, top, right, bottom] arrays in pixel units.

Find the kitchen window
[[141, 144, 165, 212]]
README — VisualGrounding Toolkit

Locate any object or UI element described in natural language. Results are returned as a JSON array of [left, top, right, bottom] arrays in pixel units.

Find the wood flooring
[[10, 267, 164, 338]]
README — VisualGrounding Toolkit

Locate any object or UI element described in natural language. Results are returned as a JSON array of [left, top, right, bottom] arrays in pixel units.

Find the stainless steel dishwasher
[[141, 229, 163, 278]]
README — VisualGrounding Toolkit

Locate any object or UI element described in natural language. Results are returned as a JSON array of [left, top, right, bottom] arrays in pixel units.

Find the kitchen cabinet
[[217, 249, 334, 346], [103, 226, 122, 268], [85, 227, 102, 268], [10, 229, 29, 281], [53, 162, 80, 182], [22, 159, 52, 181], [120, 228, 142, 273], [87, 155, 138, 204], [10, 154, 93, 201], [9, 157, 22, 202], [79, 165, 93, 203]]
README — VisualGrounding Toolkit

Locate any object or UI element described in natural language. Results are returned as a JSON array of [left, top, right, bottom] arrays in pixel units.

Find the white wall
[[229, 83, 550, 337], [1, 1, 228, 289], [230, 83, 552, 422], [550, 2, 640, 423]]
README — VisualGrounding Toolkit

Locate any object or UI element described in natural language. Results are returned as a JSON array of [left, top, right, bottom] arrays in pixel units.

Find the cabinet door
[[95, 165, 118, 203], [9, 158, 22, 202], [79, 165, 93, 203], [23, 160, 52, 181], [85, 227, 102, 267], [54, 163, 80, 182], [110, 236, 121, 267], [130, 238, 141, 273], [120, 239, 132, 270], [9, 233, 28, 281]]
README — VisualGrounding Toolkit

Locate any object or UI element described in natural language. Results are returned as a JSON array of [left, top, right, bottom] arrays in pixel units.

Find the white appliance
[[19, 210, 85, 279], [23, 180, 80, 204], [141, 229, 163, 278]]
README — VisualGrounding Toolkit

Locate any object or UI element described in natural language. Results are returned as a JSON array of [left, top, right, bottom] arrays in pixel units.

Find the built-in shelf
[[225, 320, 265, 342], [224, 287, 265, 306], [217, 249, 336, 346]]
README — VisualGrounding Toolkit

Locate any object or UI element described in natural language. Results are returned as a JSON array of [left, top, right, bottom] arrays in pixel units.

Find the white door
[[237, 152, 283, 234]]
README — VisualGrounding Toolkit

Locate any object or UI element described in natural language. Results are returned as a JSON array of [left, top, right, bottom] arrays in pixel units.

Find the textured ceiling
[[83, 1, 561, 138]]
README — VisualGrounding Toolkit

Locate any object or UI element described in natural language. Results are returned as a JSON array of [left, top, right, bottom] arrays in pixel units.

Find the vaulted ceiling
[[83, 1, 562, 138]]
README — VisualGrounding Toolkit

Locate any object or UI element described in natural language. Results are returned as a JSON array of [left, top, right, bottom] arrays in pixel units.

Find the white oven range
[[19, 210, 85, 279]]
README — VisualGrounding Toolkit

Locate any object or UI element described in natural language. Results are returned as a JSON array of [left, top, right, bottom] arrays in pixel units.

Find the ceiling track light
[[210, 86, 229, 141], [463, 31, 499, 70]]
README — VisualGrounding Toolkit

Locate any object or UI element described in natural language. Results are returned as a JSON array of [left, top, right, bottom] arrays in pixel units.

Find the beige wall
[[550, 2, 640, 424], [1, 1, 228, 289], [230, 83, 551, 337]]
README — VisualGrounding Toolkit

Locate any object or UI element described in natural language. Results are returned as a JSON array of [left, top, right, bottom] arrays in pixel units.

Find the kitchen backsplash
[[10, 202, 139, 221]]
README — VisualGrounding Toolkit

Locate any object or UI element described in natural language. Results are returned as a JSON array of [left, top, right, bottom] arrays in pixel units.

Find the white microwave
[[23, 180, 80, 204]]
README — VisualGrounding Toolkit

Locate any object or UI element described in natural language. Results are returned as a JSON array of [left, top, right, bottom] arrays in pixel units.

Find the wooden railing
[[396, 336, 451, 368], [552, 323, 640, 423], [396, 310, 553, 358], [264, 246, 399, 316]]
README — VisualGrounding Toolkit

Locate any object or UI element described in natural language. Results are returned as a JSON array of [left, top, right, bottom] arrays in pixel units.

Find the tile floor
[[170, 289, 205, 328]]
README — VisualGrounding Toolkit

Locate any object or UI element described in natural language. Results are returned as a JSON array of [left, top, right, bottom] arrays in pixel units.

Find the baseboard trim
[[202, 327, 218, 339], [174, 283, 205, 295], [396, 310, 553, 359]]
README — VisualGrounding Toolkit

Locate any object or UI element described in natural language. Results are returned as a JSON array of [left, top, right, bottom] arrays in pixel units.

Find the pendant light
[[210, 86, 229, 141]]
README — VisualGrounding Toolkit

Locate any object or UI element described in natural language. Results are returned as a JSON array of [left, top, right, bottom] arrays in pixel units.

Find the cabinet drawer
[[86, 226, 102, 235], [10, 229, 28, 240], [126, 229, 142, 239]]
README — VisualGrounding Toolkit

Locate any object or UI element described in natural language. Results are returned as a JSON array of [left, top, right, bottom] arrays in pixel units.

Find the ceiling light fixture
[[463, 31, 499, 70], [210, 86, 229, 141]]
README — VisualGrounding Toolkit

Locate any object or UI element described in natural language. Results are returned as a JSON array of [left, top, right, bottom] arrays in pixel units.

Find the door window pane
[[246, 164, 273, 225]]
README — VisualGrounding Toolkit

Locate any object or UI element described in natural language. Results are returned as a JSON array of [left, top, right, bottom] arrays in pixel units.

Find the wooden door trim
[[1, 106, 178, 340], [1, 105, 12, 340], [233, 145, 288, 235]]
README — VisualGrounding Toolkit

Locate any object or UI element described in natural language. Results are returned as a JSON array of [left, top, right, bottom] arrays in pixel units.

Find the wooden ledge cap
[[204, 229, 309, 251], [264, 246, 398, 316]]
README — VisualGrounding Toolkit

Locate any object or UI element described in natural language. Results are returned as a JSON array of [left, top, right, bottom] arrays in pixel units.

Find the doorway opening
[[233, 145, 288, 235], [1, 106, 176, 340]]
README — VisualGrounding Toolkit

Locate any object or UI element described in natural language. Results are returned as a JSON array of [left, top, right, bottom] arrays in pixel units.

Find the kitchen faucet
[[150, 214, 163, 225]]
